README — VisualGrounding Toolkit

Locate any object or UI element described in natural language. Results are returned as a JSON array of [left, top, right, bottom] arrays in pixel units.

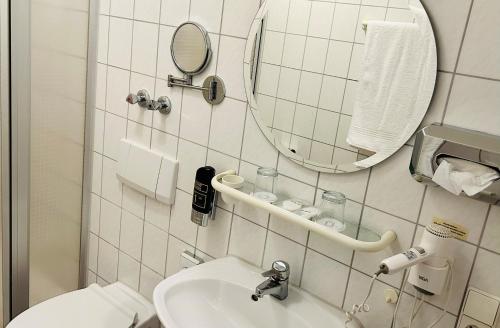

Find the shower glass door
[[9, 0, 96, 319]]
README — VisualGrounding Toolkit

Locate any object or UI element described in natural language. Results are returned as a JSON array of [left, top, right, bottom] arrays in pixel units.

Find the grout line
[[439, 0, 475, 124]]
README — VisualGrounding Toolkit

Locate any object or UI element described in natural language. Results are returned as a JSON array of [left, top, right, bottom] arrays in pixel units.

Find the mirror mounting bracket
[[168, 74, 226, 105]]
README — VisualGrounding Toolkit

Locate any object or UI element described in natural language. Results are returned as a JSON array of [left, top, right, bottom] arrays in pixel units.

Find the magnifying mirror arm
[[167, 74, 225, 105]]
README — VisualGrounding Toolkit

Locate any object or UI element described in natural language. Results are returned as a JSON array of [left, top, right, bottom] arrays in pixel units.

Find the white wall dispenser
[[117, 139, 178, 205], [411, 124, 500, 205]]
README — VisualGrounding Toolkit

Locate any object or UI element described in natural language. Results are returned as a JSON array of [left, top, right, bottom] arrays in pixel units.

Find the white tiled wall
[[89, 0, 500, 327]]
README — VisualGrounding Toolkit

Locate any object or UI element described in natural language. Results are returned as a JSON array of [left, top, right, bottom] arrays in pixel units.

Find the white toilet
[[7, 282, 159, 328]]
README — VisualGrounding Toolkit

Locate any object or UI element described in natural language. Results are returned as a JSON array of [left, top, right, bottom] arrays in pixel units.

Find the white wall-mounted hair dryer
[[345, 224, 455, 328], [380, 223, 453, 295]]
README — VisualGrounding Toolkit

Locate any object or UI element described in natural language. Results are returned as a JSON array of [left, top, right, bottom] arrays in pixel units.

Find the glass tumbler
[[315, 191, 346, 232], [252, 167, 278, 203]]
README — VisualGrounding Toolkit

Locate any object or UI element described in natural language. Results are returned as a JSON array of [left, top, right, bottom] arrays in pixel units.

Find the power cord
[[344, 268, 385, 327], [392, 260, 454, 328]]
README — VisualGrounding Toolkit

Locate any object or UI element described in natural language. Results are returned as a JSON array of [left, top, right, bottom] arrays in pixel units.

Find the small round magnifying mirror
[[171, 22, 211, 75]]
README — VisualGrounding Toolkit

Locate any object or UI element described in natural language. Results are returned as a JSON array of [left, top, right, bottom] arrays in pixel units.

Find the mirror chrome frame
[[171, 21, 212, 76]]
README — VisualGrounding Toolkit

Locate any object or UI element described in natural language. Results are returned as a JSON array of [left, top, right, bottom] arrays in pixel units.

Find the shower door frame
[[0, 0, 12, 323], [4, 0, 99, 321]]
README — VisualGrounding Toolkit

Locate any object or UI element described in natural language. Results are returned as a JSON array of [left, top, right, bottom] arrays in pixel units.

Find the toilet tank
[[103, 282, 160, 328]]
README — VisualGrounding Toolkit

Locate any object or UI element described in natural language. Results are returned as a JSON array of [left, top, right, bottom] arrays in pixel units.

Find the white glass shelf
[[212, 170, 397, 252]]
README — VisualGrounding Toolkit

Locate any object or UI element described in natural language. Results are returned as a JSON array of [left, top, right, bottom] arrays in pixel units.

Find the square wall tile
[[100, 199, 122, 247], [189, 0, 224, 33], [217, 36, 247, 101], [228, 215, 267, 266], [142, 222, 169, 274], [420, 0, 471, 72], [110, 0, 134, 19], [221, 0, 260, 38], [419, 188, 488, 244], [209, 97, 246, 158], [444, 75, 500, 136], [282, 34, 306, 70], [319, 76, 346, 112], [344, 271, 396, 327], [120, 211, 144, 261], [469, 249, 500, 297], [318, 167, 369, 203], [122, 186, 146, 219], [96, 64, 107, 110], [101, 157, 122, 206], [297, 72, 323, 107], [302, 38, 328, 74], [131, 21, 159, 77], [97, 15, 109, 64], [98, 240, 119, 282], [481, 205, 500, 253], [134, 0, 161, 23], [108, 17, 133, 69], [301, 250, 349, 307], [286, 0, 311, 35], [308, 1, 335, 39], [313, 110, 340, 145], [331, 4, 359, 42], [139, 265, 164, 301], [263, 232, 306, 285], [145, 197, 171, 232], [170, 190, 198, 245], [365, 146, 425, 222], [241, 109, 278, 168], [325, 41, 353, 78], [160, 0, 190, 26], [179, 89, 212, 146], [118, 252, 141, 290], [165, 236, 195, 277], [103, 113, 126, 160], [292, 104, 317, 139], [266, 0, 290, 32], [277, 68, 301, 102], [196, 208, 232, 258], [106, 67, 130, 118]]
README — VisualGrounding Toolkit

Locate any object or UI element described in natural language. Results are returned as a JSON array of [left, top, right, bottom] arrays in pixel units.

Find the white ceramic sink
[[153, 257, 362, 328]]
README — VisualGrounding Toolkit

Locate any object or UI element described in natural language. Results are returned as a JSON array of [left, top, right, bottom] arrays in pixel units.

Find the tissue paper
[[432, 157, 500, 196]]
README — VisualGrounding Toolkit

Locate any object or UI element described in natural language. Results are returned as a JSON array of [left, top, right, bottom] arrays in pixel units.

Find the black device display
[[191, 166, 217, 226]]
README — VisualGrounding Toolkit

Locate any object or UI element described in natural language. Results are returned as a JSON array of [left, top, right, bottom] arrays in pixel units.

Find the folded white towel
[[432, 158, 500, 196], [349, 6, 437, 168]]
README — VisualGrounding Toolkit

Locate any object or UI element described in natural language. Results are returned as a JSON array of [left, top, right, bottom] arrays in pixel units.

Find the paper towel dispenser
[[117, 139, 178, 205], [410, 124, 500, 205]]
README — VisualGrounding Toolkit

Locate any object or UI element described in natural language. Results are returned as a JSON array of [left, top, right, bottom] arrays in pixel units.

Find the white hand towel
[[432, 158, 500, 196], [349, 6, 437, 168]]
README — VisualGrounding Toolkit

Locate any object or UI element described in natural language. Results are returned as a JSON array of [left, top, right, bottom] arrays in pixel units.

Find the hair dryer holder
[[410, 124, 500, 205]]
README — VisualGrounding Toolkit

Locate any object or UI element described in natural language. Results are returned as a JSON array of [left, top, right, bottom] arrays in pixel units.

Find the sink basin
[[153, 257, 362, 328]]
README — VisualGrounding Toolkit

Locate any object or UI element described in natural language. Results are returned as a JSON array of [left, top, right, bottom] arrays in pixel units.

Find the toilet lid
[[7, 284, 137, 328]]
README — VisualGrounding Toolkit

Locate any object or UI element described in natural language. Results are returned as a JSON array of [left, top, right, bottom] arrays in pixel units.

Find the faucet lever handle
[[262, 260, 290, 281]]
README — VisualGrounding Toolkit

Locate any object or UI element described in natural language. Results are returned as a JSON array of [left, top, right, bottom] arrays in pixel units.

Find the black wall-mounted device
[[191, 166, 217, 227]]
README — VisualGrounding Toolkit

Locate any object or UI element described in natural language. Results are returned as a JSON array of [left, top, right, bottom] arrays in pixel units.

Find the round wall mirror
[[244, 0, 437, 173], [171, 22, 212, 75]]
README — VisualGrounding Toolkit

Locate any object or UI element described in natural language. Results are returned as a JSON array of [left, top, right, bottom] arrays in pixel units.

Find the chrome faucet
[[251, 260, 289, 301]]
